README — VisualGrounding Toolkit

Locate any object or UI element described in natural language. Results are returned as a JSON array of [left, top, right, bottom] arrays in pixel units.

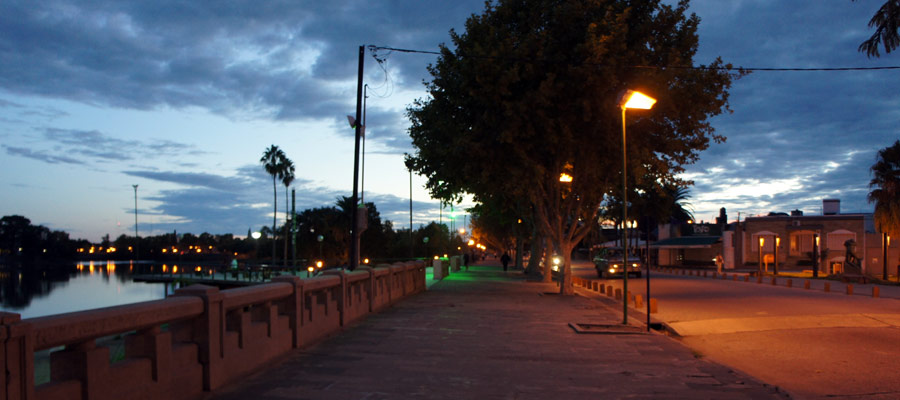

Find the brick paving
[[208, 263, 789, 400]]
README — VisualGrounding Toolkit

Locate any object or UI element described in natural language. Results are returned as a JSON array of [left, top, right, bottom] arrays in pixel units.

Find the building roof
[[652, 236, 721, 249]]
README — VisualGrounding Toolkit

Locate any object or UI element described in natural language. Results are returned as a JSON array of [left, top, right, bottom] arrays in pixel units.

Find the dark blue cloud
[[3, 145, 85, 164], [2, 127, 211, 165], [119, 164, 442, 235]]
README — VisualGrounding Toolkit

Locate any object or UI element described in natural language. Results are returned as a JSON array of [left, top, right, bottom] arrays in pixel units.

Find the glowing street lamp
[[813, 234, 820, 278], [774, 236, 780, 275], [758, 236, 765, 275], [618, 89, 656, 325]]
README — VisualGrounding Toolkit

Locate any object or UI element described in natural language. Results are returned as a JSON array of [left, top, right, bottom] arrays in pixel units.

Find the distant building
[[653, 199, 898, 277], [654, 220, 723, 267]]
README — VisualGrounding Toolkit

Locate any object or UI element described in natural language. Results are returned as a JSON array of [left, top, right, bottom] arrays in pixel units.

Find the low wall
[[0, 261, 426, 400]]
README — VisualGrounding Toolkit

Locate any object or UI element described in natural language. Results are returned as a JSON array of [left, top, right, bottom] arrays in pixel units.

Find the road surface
[[571, 261, 900, 399]]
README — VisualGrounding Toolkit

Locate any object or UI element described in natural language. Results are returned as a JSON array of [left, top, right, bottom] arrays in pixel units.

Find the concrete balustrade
[[0, 261, 426, 400]]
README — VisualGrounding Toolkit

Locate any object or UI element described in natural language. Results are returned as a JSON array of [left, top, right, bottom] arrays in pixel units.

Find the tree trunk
[[515, 231, 524, 270], [526, 228, 543, 276], [558, 243, 575, 295], [542, 238, 553, 283]]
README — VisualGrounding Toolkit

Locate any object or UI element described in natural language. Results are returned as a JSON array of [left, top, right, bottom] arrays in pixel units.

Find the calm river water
[[0, 260, 169, 319]]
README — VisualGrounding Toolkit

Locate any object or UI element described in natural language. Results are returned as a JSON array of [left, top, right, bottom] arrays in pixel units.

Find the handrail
[[303, 275, 341, 291], [29, 296, 203, 350], [221, 282, 293, 311]]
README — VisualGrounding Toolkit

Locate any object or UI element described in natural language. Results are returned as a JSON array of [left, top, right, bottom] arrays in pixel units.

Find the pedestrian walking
[[464, 252, 470, 271], [501, 252, 511, 272], [715, 254, 724, 274]]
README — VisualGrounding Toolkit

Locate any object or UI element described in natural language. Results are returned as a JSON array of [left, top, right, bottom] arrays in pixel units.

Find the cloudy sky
[[1, 0, 897, 241]]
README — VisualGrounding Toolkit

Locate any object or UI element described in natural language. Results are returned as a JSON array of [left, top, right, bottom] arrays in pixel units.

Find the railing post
[[173, 284, 225, 391], [2, 312, 33, 400], [272, 276, 303, 348], [49, 339, 107, 400], [124, 326, 171, 384], [323, 270, 348, 326], [355, 266, 375, 312]]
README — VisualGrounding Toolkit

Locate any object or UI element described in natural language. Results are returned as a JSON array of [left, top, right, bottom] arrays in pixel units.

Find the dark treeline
[[1, 197, 466, 269]]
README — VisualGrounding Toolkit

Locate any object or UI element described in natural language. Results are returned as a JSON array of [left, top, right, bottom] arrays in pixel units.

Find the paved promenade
[[210, 262, 787, 399]]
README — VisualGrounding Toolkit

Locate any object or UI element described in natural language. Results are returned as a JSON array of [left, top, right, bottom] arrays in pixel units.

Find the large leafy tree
[[856, 0, 900, 57], [407, 0, 742, 294], [260, 145, 285, 264], [469, 200, 517, 253], [868, 140, 900, 237]]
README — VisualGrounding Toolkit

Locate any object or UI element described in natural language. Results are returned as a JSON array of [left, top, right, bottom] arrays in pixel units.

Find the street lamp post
[[813, 233, 819, 278], [132, 184, 139, 260], [317, 234, 324, 261], [251, 231, 262, 265], [645, 217, 651, 332], [758, 236, 765, 275], [405, 153, 414, 259], [883, 233, 890, 281], [774, 236, 780, 275], [618, 90, 656, 325]]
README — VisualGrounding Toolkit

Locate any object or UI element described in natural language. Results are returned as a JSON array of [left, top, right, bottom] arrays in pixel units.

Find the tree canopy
[[856, 0, 900, 58], [869, 140, 900, 237], [407, 0, 743, 293]]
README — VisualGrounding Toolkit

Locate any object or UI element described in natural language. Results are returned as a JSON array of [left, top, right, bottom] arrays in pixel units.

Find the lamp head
[[618, 90, 657, 110]]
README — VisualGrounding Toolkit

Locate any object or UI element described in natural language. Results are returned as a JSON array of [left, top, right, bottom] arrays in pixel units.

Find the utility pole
[[409, 165, 414, 259], [132, 184, 139, 260], [292, 189, 297, 268], [349, 45, 364, 271]]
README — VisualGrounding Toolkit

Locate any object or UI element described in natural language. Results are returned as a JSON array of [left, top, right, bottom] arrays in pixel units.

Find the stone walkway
[[209, 264, 789, 399]]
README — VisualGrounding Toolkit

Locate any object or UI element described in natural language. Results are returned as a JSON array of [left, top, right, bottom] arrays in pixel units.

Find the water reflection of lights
[[173, 265, 178, 274], [162, 264, 167, 273], [106, 261, 116, 273]]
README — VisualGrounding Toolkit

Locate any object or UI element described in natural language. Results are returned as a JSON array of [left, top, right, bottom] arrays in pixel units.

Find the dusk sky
[[1, 0, 898, 242]]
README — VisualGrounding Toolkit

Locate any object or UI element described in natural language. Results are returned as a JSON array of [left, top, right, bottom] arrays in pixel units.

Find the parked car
[[593, 250, 642, 278]]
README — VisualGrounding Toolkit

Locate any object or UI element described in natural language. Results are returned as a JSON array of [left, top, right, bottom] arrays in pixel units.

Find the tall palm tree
[[869, 140, 900, 237], [261, 145, 285, 264], [281, 157, 295, 266], [856, 0, 900, 58]]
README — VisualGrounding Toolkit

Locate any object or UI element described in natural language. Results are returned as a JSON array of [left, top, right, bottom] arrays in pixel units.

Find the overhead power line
[[369, 45, 900, 72]]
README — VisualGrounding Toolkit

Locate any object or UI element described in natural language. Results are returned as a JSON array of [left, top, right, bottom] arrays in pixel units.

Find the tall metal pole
[[812, 233, 819, 278], [361, 84, 368, 203], [132, 184, 139, 260], [349, 45, 364, 271], [646, 219, 651, 331], [410, 167, 414, 259], [621, 106, 629, 325], [292, 189, 296, 267], [883, 232, 889, 281], [774, 236, 779, 275]]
